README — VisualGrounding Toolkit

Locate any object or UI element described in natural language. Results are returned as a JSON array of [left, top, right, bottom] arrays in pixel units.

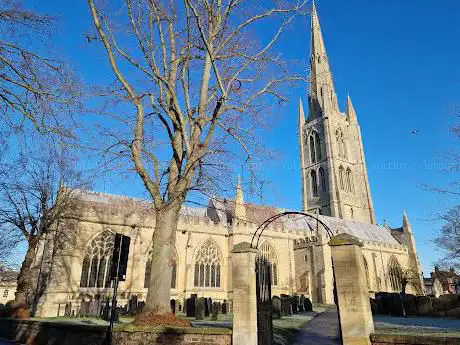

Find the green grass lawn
[[34, 306, 329, 345]]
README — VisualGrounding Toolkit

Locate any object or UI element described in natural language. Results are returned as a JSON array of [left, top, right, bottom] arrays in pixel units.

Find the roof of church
[[208, 197, 401, 246], [74, 189, 401, 247]]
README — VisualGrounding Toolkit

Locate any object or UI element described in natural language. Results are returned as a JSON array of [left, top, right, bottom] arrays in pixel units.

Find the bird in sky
[[411, 130, 420, 135], [84, 33, 98, 43]]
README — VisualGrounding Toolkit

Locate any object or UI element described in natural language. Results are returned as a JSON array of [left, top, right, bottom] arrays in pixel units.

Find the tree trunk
[[145, 202, 181, 313], [15, 236, 39, 307]]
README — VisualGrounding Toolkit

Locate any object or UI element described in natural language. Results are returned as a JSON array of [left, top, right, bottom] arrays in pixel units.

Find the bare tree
[[434, 205, 460, 271], [86, 0, 308, 314], [0, 143, 86, 310], [398, 267, 423, 295], [0, 0, 80, 139]]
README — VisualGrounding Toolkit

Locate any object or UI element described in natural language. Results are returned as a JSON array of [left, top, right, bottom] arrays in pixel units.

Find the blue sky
[[24, 0, 460, 275]]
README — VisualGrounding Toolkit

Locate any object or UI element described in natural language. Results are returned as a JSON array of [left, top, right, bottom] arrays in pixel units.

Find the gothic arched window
[[193, 240, 222, 288], [309, 136, 316, 163], [80, 231, 115, 288], [319, 167, 326, 192], [144, 248, 178, 289], [363, 256, 370, 290], [346, 168, 354, 193], [314, 131, 321, 160], [338, 166, 345, 190], [311, 170, 318, 197], [388, 256, 402, 291], [259, 241, 278, 286]]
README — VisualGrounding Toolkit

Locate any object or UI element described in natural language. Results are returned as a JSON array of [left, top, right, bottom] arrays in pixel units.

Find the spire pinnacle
[[346, 95, 357, 122], [299, 98, 305, 126], [402, 210, 410, 228], [234, 176, 246, 223], [308, 2, 339, 119]]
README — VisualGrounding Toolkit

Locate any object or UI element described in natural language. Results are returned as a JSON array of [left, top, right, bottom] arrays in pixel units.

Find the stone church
[[34, 4, 423, 317]]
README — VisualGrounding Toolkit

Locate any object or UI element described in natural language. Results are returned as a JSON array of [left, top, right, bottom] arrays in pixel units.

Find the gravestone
[[290, 295, 299, 313], [212, 302, 219, 320], [88, 300, 99, 317], [222, 300, 227, 314], [128, 295, 138, 316], [416, 296, 433, 316], [432, 297, 446, 316], [186, 297, 196, 317], [387, 293, 404, 316], [64, 302, 72, 317], [272, 296, 281, 319], [138, 301, 145, 313], [299, 295, 305, 312], [280, 295, 292, 316], [402, 294, 417, 316], [195, 297, 205, 320], [303, 297, 312, 312], [81, 301, 89, 317], [204, 298, 210, 317], [102, 298, 110, 321], [375, 292, 389, 314], [170, 299, 176, 314]]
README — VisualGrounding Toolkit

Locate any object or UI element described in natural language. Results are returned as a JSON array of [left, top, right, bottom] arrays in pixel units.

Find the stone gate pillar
[[231, 242, 259, 345], [329, 233, 374, 345]]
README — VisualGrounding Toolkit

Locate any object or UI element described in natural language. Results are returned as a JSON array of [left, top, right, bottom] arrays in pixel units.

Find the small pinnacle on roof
[[346, 95, 357, 122]]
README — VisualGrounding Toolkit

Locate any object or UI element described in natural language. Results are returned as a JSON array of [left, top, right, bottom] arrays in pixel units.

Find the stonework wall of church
[[36, 205, 301, 317]]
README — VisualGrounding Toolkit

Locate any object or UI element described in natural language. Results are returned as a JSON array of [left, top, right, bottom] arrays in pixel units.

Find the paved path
[[291, 306, 341, 345]]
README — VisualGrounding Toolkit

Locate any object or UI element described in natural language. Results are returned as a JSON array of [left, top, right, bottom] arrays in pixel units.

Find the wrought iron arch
[[250, 211, 334, 249]]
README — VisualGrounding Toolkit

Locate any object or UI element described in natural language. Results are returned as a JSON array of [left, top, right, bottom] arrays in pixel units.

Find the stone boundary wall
[[113, 326, 232, 345], [371, 333, 460, 345], [0, 318, 107, 345], [0, 319, 232, 345]]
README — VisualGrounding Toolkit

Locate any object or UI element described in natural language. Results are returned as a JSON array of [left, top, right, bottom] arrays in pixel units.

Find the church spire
[[346, 95, 357, 122], [308, 2, 339, 119]]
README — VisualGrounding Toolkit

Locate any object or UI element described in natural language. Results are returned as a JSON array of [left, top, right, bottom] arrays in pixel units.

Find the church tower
[[299, 3, 376, 224]]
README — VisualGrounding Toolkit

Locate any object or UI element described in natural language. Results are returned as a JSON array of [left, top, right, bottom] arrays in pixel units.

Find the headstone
[[402, 294, 417, 316], [416, 296, 433, 316], [138, 301, 145, 313], [303, 297, 312, 312], [272, 296, 281, 319], [222, 300, 228, 315], [439, 294, 460, 311], [64, 302, 72, 317], [375, 292, 389, 314], [186, 297, 196, 317], [299, 295, 305, 312], [290, 295, 299, 313], [170, 299, 176, 314], [178, 303, 182, 312], [387, 293, 404, 316], [280, 295, 292, 316], [88, 300, 98, 317], [128, 295, 138, 316], [212, 302, 219, 320], [204, 298, 210, 317], [102, 298, 110, 321], [432, 297, 446, 316], [195, 297, 205, 320]]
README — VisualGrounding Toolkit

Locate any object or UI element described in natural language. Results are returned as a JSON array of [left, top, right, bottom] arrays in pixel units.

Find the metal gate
[[255, 256, 273, 345]]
